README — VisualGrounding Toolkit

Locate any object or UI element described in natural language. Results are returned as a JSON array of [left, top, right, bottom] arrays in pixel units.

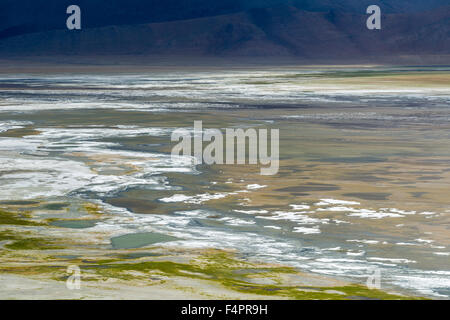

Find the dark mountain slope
[[1, 0, 448, 39], [0, 4, 448, 61]]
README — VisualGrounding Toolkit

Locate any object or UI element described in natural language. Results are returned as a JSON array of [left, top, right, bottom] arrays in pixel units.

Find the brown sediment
[[195, 111, 450, 250], [342, 193, 391, 201], [0, 128, 41, 138]]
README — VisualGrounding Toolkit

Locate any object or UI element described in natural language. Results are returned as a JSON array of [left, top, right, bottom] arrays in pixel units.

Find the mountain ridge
[[0, 3, 449, 62]]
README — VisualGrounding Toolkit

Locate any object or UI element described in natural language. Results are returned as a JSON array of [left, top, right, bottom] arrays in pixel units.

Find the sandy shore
[[0, 274, 281, 300]]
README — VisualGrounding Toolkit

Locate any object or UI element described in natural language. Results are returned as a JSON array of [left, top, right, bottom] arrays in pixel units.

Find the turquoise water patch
[[118, 252, 163, 259], [42, 203, 69, 210], [110, 232, 179, 249], [0, 200, 40, 206], [342, 193, 391, 201], [410, 192, 427, 198], [276, 183, 340, 192], [54, 255, 81, 260], [50, 219, 99, 229]]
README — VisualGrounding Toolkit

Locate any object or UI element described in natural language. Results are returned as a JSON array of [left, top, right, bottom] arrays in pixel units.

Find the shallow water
[[0, 66, 449, 298], [110, 232, 179, 249]]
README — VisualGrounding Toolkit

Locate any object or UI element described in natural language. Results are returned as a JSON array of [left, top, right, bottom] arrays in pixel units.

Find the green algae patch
[[0, 230, 20, 242], [84, 203, 103, 215], [223, 282, 420, 300], [0, 263, 66, 277], [4, 238, 55, 250], [96, 261, 199, 277], [0, 230, 62, 251], [0, 200, 40, 206], [0, 246, 423, 300], [0, 209, 44, 226], [110, 232, 179, 249], [74, 250, 421, 300], [76, 250, 293, 283]]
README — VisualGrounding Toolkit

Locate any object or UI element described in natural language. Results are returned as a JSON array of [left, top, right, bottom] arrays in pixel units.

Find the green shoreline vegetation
[[0, 207, 423, 300]]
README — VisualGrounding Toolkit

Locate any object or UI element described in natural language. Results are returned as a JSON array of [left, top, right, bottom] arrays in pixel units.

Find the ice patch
[[257, 211, 329, 225], [396, 242, 419, 246], [159, 193, 228, 204], [381, 208, 416, 215], [368, 257, 416, 264], [347, 251, 365, 257], [219, 217, 256, 226], [290, 204, 310, 210], [264, 226, 282, 230], [419, 211, 436, 216], [234, 209, 269, 215], [0, 125, 194, 200], [392, 274, 450, 298], [246, 184, 267, 190], [324, 247, 342, 251], [316, 199, 360, 206], [0, 121, 33, 133], [292, 226, 321, 234], [347, 209, 404, 219], [415, 239, 434, 244], [347, 239, 380, 245]]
